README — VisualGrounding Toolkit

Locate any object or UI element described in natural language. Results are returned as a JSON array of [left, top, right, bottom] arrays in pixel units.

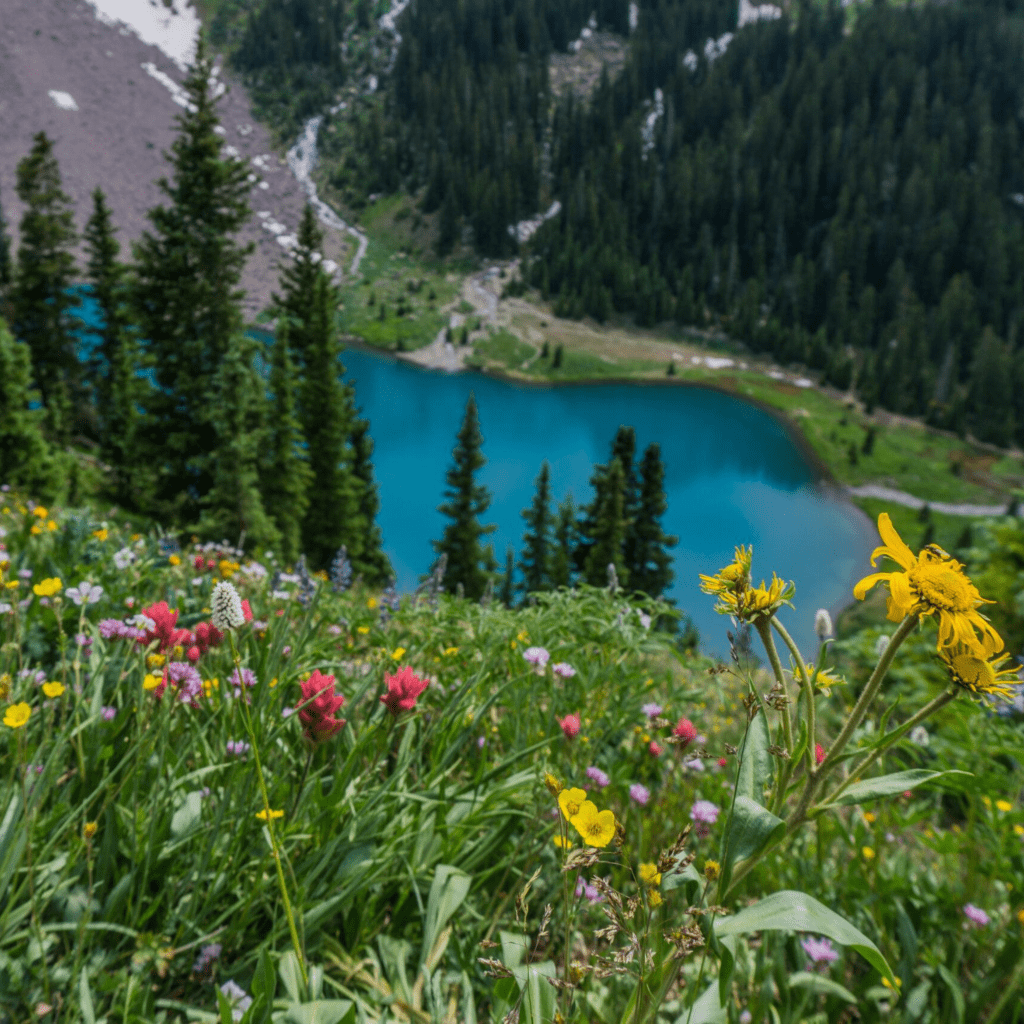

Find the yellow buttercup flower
[[92, 529, 108, 542], [33, 578, 62, 597], [854, 514, 1003, 657], [255, 808, 284, 821], [638, 863, 661, 887], [558, 787, 588, 821], [32, 507, 48, 519], [939, 646, 1019, 700], [42, 681, 65, 698], [553, 835, 572, 849], [862, 846, 875, 860], [143, 674, 162, 691], [46, 520, 57, 532], [169, 554, 181, 566], [4, 703, 31, 729], [996, 800, 1013, 813], [390, 646, 405, 661], [569, 801, 617, 848]]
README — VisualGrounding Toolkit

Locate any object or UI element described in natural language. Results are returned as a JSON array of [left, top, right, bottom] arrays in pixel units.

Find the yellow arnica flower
[[638, 863, 662, 887], [32, 577, 62, 597], [255, 808, 284, 821], [143, 674, 162, 691], [701, 548, 790, 621], [699, 545, 752, 597], [32, 507, 48, 519], [862, 846, 875, 860], [1014, 824, 1024, 837], [46, 520, 57, 532], [92, 529, 108, 542], [4, 703, 31, 729], [570, 801, 617, 848], [169, 554, 181, 566], [391, 647, 405, 661], [939, 645, 1019, 700], [854, 514, 1003, 657], [558, 787, 588, 821], [996, 800, 1013, 813], [42, 681, 65, 698], [30, 524, 42, 536], [553, 835, 572, 849]]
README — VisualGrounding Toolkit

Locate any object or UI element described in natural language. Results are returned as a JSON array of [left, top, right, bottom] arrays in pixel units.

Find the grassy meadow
[[1, 495, 1022, 1024]]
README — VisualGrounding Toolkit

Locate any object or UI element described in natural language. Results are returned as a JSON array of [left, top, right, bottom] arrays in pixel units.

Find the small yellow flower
[[391, 646, 406, 661], [544, 772, 563, 797], [0, 674, 10, 701], [4, 580, 17, 590], [83, 822, 98, 840], [46, 520, 57, 532], [517, 629, 530, 642], [4, 703, 31, 729], [42, 681, 65, 699], [219, 559, 240, 577], [862, 846, 875, 860], [638, 863, 662, 887], [32, 507, 48, 519], [704, 860, 721, 882], [570, 801, 617, 848], [881, 976, 902, 991], [553, 835, 572, 849], [1017, 908, 1024, 925], [863, 811, 876, 824], [510, 641, 517, 649], [131, 533, 142, 542], [269, 677, 278, 689], [357, 625, 370, 634], [92, 529, 108, 542], [1014, 824, 1024, 837], [255, 808, 284, 821], [147, 654, 166, 669], [367, 597, 378, 610], [558, 787, 588, 821], [647, 890, 663, 908], [33, 578, 62, 597], [143, 674, 162, 691], [997, 800, 1013, 813], [444, 646, 459, 656], [169, 554, 181, 566], [982, 796, 992, 808], [30, 524, 42, 535]]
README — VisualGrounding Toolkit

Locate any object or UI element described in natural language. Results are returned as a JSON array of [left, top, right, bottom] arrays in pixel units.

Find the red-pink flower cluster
[[558, 712, 581, 739], [298, 670, 346, 744], [673, 717, 698, 746], [138, 600, 252, 665], [381, 666, 429, 716]]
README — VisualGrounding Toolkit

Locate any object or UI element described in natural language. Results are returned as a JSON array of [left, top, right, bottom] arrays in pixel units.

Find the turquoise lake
[[70, 288, 877, 658]]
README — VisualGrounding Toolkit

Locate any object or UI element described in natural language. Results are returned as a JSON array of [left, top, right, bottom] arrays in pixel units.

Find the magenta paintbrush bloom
[[298, 669, 346, 743], [381, 665, 429, 716]]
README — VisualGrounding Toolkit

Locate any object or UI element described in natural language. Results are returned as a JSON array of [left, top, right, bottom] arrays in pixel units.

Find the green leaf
[[788, 971, 858, 1003], [936, 963, 964, 1024], [250, 949, 276, 1004], [419, 864, 471, 973], [280, 1000, 356, 1024], [820, 770, 972, 808], [677, 982, 728, 1024], [215, 989, 235, 1024], [510, 961, 556, 1024], [719, 796, 785, 894], [736, 707, 772, 802], [79, 970, 96, 1024], [170, 791, 203, 839], [499, 930, 530, 968], [278, 951, 306, 1004], [714, 890, 896, 987]]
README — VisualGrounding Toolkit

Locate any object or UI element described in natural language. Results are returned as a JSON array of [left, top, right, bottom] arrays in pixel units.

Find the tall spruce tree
[[10, 131, 81, 443], [197, 329, 280, 551], [263, 316, 312, 564], [83, 188, 142, 504], [610, 425, 641, 576], [581, 457, 629, 587], [519, 461, 553, 597], [0, 317, 64, 499], [0, 184, 12, 316], [550, 494, 577, 589], [434, 393, 496, 600], [301, 272, 356, 568], [347, 406, 391, 584], [499, 545, 516, 607], [628, 443, 677, 598], [128, 34, 255, 525]]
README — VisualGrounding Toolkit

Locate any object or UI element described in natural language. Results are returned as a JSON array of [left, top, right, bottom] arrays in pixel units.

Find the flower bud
[[814, 608, 833, 641]]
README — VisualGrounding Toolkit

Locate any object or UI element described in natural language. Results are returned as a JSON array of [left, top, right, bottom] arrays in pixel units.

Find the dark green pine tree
[[580, 458, 629, 588], [0, 184, 12, 316], [82, 187, 143, 504], [10, 131, 81, 443], [551, 494, 578, 589], [301, 272, 357, 569], [128, 34, 256, 525], [628, 443, 677, 598], [519, 460, 553, 597], [268, 202, 327, 372], [610, 426, 641, 572], [346, 403, 392, 584], [433, 393, 496, 600], [262, 316, 312, 564], [0, 317, 64, 499], [197, 329, 280, 552], [499, 545, 516, 607]]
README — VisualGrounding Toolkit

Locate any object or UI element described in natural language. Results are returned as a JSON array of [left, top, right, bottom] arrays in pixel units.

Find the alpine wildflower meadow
[[0, 498, 1021, 1023]]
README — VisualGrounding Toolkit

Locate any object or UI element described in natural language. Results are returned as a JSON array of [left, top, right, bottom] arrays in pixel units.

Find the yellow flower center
[[908, 559, 977, 614]]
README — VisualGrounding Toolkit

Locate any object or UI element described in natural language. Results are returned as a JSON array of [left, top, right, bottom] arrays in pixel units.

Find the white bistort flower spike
[[814, 608, 833, 641], [211, 581, 245, 631]]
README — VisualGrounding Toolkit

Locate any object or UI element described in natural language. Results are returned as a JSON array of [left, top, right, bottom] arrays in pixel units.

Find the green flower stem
[[821, 688, 958, 808], [682, 878, 716, 1024], [227, 632, 308, 991], [753, 619, 794, 817], [770, 619, 815, 775]]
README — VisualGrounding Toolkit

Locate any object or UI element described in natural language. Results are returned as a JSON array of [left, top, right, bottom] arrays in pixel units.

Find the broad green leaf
[[820, 770, 972, 808], [511, 961, 556, 1024], [170, 791, 203, 840], [662, 860, 702, 899], [719, 796, 785, 894], [788, 971, 858, 1003], [499, 930, 530, 968], [714, 890, 896, 988], [215, 989, 235, 1024], [936, 963, 964, 1024], [735, 708, 772, 802], [674, 982, 728, 1024], [278, 951, 306, 1004], [280, 1000, 355, 1024], [378, 936, 413, 1003], [79, 970, 96, 1024], [419, 864, 471, 972]]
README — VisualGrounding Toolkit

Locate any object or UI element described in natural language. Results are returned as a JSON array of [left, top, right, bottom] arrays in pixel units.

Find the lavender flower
[[218, 980, 253, 1022], [801, 936, 839, 964], [226, 740, 251, 758], [192, 942, 222, 976], [66, 582, 104, 606], [331, 546, 353, 593], [229, 667, 257, 697], [637, 610, 652, 629], [551, 662, 576, 678], [101, 706, 117, 721], [585, 766, 610, 788], [641, 702, 663, 719], [629, 783, 650, 806], [98, 619, 146, 641], [690, 800, 720, 825], [523, 646, 550, 668], [167, 662, 203, 704], [963, 904, 990, 927]]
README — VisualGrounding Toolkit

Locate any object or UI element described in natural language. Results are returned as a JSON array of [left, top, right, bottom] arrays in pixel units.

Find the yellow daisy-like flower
[[357, 625, 370, 634], [30, 524, 42, 536], [699, 545, 752, 597], [647, 889, 663, 908], [569, 801, 617, 848], [704, 860, 721, 882], [4, 703, 31, 729], [255, 808, 284, 821], [558, 787, 588, 821], [367, 597, 378, 610], [147, 654, 166, 669], [701, 548, 790, 621], [219, 559, 240, 578], [143, 674, 162, 691], [32, 578, 62, 597], [42, 681, 65, 699], [168, 554, 181, 566], [996, 800, 1013, 813], [83, 821, 98, 840], [92, 529, 108, 542], [854, 514, 1003, 657], [46, 520, 57, 532], [638, 863, 661, 887], [553, 835, 572, 849], [1014, 824, 1024, 837], [32, 507, 48, 519], [939, 645, 1019, 700], [862, 846, 875, 860], [444, 646, 459, 656], [390, 646, 406, 661]]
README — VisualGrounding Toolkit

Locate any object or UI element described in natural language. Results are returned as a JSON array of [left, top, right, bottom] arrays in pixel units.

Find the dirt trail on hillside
[[0, 0, 352, 324]]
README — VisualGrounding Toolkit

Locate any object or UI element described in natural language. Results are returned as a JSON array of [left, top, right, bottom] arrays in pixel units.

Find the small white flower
[[0, 603, 11, 615], [211, 581, 245, 631], [814, 608, 833, 641], [67, 581, 104, 606], [128, 614, 156, 631], [218, 980, 253, 1022], [909, 725, 930, 747], [637, 610, 652, 630], [113, 547, 136, 570]]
